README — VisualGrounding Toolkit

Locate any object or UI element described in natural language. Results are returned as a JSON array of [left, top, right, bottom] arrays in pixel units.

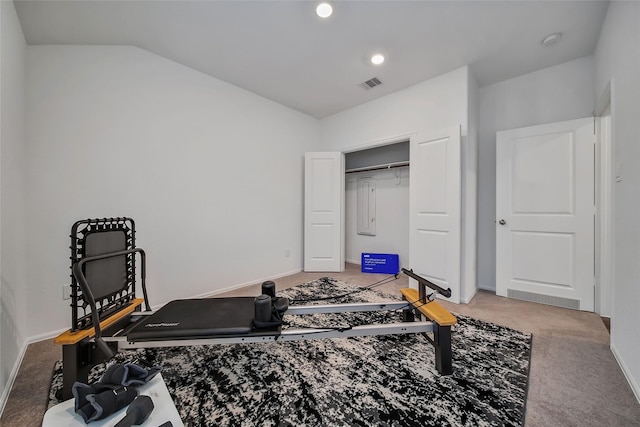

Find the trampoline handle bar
[[72, 248, 149, 358], [401, 268, 452, 299]]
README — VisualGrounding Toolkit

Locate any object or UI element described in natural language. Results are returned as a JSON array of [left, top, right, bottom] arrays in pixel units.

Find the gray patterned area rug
[[49, 278, 532, 426]]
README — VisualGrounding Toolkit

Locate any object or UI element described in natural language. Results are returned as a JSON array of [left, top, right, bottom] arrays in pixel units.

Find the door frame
[[339, 127, 473, 304], [595, 80, 615, 317], [342, 133, 414, 269]]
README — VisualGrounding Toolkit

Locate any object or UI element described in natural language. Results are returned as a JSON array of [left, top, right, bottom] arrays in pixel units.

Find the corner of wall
[[611, 343, 640, 403], [0, 0, 28, 413], [0, 341, 28, 417], [461, 65, 479, 304], [592, 0, 640, 403]]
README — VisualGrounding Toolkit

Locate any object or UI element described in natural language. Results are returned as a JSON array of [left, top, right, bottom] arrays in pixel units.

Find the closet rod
[[345, 161, 409, 174]]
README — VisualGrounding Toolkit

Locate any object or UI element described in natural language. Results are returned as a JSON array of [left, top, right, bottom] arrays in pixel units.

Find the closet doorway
[[344, 141, 410, 270], [304, 126, 463, 304]]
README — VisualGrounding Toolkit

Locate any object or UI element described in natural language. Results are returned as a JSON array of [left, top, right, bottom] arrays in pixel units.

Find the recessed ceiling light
[[371, 54, 385, 65], [541, 32, 562, 47], [316, 2, 333, 18]]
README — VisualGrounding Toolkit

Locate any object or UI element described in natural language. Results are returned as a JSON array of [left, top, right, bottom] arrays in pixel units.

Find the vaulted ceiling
[[14, 0, 609, 118]]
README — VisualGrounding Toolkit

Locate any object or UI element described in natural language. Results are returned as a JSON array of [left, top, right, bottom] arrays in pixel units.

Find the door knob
[[499, 219, 506, 225]]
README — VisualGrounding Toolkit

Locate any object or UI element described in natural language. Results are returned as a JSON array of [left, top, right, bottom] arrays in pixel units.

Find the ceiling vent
[[359, 77, 382, 90]]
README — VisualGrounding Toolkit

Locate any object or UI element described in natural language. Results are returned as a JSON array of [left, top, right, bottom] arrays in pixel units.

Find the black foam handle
[[261, 281, 276, 297], [114, 395, 154, 427], [401, 268, 452, 298], [254, 294, 272, 322]]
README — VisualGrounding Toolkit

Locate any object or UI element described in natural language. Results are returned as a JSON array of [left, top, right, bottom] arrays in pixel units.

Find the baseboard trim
[[0, 324, 76, 416], [611, 343, 640, 404], [0, 339, 28, 417], [478, 283, 496, 292], [28, 327, 69, 343], [461, 286, 478, 304], [190, 268, 303, 300]]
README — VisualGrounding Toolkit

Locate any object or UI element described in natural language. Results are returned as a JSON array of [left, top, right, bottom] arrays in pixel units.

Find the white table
[[43, 374, 184, 427]]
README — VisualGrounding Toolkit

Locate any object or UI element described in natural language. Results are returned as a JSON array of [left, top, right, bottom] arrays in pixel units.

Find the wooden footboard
[[54, 298, 145, 345], [399, 288, 457, 326]]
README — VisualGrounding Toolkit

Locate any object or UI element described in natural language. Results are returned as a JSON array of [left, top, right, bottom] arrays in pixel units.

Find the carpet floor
[[49, 278, 532, 426]]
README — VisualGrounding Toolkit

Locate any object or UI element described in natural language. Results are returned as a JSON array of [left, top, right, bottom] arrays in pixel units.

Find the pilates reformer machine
[[54, 217, 457, 401]]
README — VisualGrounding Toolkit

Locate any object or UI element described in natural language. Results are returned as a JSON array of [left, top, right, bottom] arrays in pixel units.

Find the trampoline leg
[[433, 324, 453, 375]]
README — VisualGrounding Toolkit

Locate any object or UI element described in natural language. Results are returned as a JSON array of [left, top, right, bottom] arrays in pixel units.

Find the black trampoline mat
[[127, 297, 267, 342]]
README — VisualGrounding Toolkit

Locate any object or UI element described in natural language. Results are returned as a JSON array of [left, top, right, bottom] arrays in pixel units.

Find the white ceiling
[[14, 0, 609, 119]]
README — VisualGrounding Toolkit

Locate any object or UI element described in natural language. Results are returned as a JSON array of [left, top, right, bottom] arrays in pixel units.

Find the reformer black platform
[[55, 218, 457, 401], [126, 297, 291, 342]]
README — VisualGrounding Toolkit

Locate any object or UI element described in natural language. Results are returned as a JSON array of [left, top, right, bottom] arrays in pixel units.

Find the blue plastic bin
[[361, 253, 399, 274]]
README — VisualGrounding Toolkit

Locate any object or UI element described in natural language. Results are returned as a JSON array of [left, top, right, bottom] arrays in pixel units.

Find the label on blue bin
[[361, 253, 399, 274]]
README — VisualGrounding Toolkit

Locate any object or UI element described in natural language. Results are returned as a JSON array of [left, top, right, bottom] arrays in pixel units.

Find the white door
[[409, 126, 461, 303], [304, 152, 345, 272], [496, 118, 594, 311]]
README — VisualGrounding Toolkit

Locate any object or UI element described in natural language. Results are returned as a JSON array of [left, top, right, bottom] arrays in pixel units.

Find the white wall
[[320, 67, 474, 301], [24, 45, 319, 338], [0, 0, 28, 409], [477, 56, 595, 290], [345, 167, 409, 269], [320, 67, 469, 151], [594, 0, 640, 401]]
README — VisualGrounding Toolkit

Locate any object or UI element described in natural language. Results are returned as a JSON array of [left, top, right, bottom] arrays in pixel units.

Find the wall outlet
[[285, 249, 291, 258], [62, 284, 72, 300]]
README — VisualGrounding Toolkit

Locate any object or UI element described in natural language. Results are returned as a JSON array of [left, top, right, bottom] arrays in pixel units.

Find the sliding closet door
[[304, 152, 345, 272]]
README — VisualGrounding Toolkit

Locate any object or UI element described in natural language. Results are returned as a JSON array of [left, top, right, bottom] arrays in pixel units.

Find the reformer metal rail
[[109, 321, 436, 349]]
